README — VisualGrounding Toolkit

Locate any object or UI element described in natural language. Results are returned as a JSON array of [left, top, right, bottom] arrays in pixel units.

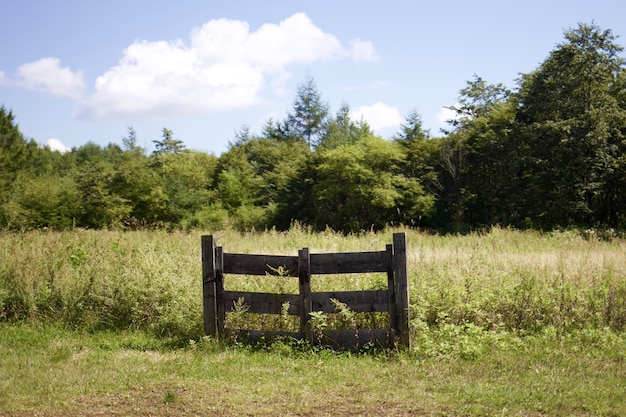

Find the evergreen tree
[[516, 23, 626, 228], [122, 126, 143, 153], [317, 102, 371, 150], [0, 106, 38, 195], [284, 76, 329, 148]]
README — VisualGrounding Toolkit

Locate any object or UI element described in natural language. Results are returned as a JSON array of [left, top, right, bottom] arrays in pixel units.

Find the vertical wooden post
[[201, 235, 217, 337], [386, 243, 397, 340], [298, 247, 312, 344], [393, 232, 410, 349], [215, 245, 225, 336]]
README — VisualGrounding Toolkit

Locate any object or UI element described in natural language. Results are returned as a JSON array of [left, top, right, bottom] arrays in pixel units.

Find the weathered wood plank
[[311, 290, 389, 313], [201, 235, 216, 337], [299, 248, 312, 343], [386, 243, 397, 332], [222, 290, 389, 315], [310, 251, 388, 274], [215, 246, 225, 335], [223, 291, 299, 315], [393, 232, 410, 349], [222, 253, 298, 276], [202, 234, 410, 350]]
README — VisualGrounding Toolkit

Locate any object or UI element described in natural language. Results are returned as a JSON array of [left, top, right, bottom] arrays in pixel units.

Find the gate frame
[[202, 232, 409, 349]]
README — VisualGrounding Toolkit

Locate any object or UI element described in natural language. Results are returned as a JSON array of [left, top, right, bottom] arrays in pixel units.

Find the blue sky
[[1, 1, 625, 155]]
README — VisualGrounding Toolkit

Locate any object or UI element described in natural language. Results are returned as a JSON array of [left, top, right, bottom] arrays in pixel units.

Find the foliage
[[429, 23, 626, 232], [516, 23, 626, 229], [283, 75, 329, 148], [292, 136, 434, 232], [434, 77, 520, 229], [215, 129, 310, 231], [2, 22, 626, 233], [317, 102, 372, 150], [0, 106, 44, 224]]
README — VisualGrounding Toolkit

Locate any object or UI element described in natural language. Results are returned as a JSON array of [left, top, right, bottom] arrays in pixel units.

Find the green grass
[[1, 323, 625, 416], [2, 226, 626, 339], [1, 226, 626, 415]]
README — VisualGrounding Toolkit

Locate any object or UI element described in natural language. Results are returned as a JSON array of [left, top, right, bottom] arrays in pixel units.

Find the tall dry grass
[[2, 226, 625, 343]]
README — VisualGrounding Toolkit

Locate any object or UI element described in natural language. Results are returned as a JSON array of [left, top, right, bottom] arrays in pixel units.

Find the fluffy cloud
[[47, 138, 71, 153], [82, 13, 376, 119], [12, 58, 85, 99], [351, 102, 403, 132]]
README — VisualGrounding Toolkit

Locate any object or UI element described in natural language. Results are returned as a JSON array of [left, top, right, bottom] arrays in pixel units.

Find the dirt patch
[[2, 388, 434, 417], [2, 387, 232, 417]]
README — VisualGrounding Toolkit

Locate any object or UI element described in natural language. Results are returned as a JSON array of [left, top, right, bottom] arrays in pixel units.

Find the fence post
[[201, 235, 217, 337], [393, 232, 410, 349], [215, 245, 225, 336], [385, 243, 397, 341], [298, 247, 312, 344]]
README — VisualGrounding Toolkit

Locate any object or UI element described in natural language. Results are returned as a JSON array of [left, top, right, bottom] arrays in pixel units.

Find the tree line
[[2, 23, 626, 234]]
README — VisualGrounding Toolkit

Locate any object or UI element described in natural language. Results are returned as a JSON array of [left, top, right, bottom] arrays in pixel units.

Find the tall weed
[[2, 226, 626, 344]]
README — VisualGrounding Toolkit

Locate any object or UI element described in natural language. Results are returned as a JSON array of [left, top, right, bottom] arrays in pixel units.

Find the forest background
[[2, 23, 626, 235]]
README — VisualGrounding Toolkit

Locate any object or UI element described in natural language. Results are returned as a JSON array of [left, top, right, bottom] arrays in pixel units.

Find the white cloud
[[14, 58, 85, 99], [435, 105, 459, 125], [241, 13, 344, 69], [47, 138, 71, 153], [348, 39, 378, 62], [351, 102, 403, 132], [82, 12, 376, 119]]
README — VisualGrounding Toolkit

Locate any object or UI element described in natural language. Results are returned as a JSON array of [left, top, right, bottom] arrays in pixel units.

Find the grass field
[[1, 226, 626, 416]]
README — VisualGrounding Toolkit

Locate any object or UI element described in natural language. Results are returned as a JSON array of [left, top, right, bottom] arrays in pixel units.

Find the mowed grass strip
[[1, 323, 625, 417]]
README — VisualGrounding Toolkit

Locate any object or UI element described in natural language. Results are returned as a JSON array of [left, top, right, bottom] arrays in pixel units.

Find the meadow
[[1, 226, 626, 416]]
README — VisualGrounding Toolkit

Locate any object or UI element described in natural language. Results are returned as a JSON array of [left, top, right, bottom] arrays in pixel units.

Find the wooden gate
[[202, 233, 410, 349]]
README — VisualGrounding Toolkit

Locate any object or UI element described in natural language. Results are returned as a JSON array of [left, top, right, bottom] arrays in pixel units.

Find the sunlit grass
[[0, 323, 625, 416], [2, 226, 626, 341], [2, 226, 626, 415]]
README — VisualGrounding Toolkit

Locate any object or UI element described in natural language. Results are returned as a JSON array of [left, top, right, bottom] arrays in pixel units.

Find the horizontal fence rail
[[202, 233, 410, 350]]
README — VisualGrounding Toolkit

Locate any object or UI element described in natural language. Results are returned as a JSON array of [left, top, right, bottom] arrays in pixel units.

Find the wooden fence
[[202, 232, 410, 349]]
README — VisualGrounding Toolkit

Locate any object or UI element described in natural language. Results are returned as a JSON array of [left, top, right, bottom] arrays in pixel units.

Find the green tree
[[394, 110, 436, 179], [516, 23, 626, 228], [112, 142, 166, 227], [152, 128, 186, 179], [122, 126, 143, 153], [296, 136, 433, 232], [440, 76, 521, 228], [8, 174, 80, 229], [152, 128, 185, 155], [160, 150, 218, 227], [284, 76, 329, 148], [0, 105, 61, 229], [216, 125, 311, 231], [0, 106, 39, 200], [393, 110, 441, 227], [317, 102, 372, 150], [445, 75, 511, 132], [75, 160, 131, 228]]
